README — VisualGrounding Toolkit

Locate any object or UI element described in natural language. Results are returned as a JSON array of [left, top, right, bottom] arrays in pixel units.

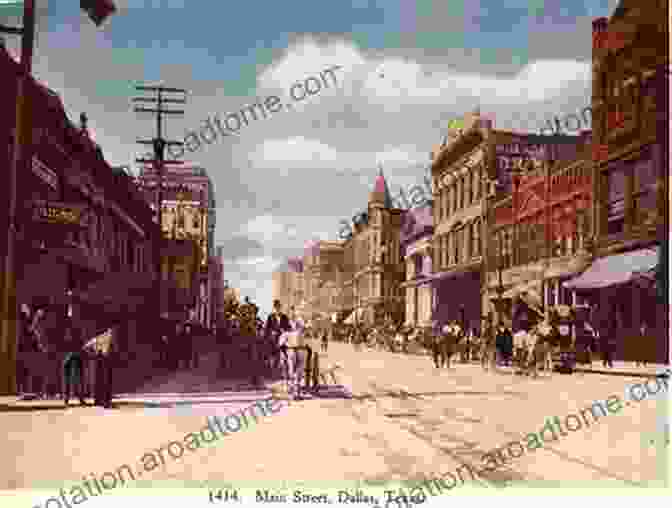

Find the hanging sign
[[32, 201, 88, 227]]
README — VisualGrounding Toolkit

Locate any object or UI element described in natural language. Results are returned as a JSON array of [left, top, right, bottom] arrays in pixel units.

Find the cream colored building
[[272, 257, 305, 314], [302, 241, 344, 320], [400, 206, 434, 327]]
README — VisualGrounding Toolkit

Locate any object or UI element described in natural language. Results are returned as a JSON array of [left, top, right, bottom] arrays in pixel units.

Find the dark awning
[[563, 247, 659, 290]]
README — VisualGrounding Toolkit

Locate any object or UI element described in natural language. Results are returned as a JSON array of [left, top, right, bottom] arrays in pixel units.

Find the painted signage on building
[[495, 140, 549, 192], [32, 201, 88, 226]]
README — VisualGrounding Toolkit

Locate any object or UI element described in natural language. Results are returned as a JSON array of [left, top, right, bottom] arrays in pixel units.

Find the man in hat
[[265, 299, 292, 371], [62, 327, 86, 406]]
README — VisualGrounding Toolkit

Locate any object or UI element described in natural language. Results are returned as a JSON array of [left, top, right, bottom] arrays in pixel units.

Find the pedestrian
[[321, 329, 329, 353], [441, 322, 457, 368], [503, 324, 514, 367], [160, 334, 169, 368], [600, 329, 614, 369], [430, 323, 442, 368], [62, 328, 85, 407], [265, 299, 292, 373], [182, 323, 194, 370], [88, 328, 114, 408], [636, 322, 649, 368]]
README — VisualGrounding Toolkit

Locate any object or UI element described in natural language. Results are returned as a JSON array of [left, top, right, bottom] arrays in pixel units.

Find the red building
[[490, 132, 594, 328], [0, 42, 169, 392]]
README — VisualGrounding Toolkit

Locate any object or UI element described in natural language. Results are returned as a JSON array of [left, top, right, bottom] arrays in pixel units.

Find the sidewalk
[[573, 360, 669, 378]]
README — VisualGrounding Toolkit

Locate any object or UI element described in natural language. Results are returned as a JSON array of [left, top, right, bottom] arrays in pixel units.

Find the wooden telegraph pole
[[133, 85, 186, 328]]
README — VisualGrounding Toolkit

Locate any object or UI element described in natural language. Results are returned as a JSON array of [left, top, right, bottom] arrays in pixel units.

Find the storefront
[[432, 267, 481, 331], [563, 246, 666, 362]]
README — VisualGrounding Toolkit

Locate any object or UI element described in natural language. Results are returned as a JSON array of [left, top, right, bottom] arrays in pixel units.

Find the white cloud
[[248, 137, 428, 175], [362, 58, 591, 106], [257, 38, 364, 94], [236, 256, 280, 273]]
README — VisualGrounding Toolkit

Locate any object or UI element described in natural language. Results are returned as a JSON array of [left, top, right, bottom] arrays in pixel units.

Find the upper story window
[[472, 220, 481, 257], [472, 169, 480, 202], [632, 153, 658, 227], [452, 230, 460, 265], [464, 173, 472, 207], [456, 178, 463, 211], [606, 164, 627, 236]]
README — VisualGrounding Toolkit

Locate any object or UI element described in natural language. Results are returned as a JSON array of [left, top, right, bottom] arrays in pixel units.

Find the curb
[[573, 367, 670, 379]]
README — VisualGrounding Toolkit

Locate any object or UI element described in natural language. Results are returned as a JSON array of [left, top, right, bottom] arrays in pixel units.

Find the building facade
[[431, 109, 584, 330], [272, 256, 305, 315], [137, 164, 214, 327], [209, 246, 226, 330], [340, 171, 405, 326], [488, 133, 594, 331], [564, 2, 668, 362], [0, 44, 160, 393], [399, 206, 434, 327], [302, 241, 344, 321]]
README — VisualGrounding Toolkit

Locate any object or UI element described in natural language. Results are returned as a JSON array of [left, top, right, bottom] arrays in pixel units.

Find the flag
[[80, 0, 116, 27], [447, 118, 465, 130]]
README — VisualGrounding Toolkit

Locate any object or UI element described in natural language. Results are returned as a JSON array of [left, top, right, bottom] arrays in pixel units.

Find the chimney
[[592, 17, 608, 51], [580, 129, 592, 144], [592, 17, 608, 33]]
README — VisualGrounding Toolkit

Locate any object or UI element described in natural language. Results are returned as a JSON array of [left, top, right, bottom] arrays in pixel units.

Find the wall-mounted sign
[[32, 201, 88, 227]]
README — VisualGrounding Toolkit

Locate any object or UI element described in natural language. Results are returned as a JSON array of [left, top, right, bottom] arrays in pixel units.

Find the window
[[128, 239, 134, 270], [457, 178, 463, 210], [632, 155, 657, 226], [503, 228, 513, 269], [414, 255, 423, 278], [463, 226, 470, 261], [473, 169, 481, 202], [472, 219, 481, 257], [453, 231, 460, 265], [447, 185, 454, 215], [464, 173, 471, 206], [442, 235, 447, 268], [607, 165, 626, 235]]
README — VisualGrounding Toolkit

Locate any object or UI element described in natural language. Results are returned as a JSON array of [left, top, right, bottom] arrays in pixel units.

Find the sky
[[1, 0, 621, 317]]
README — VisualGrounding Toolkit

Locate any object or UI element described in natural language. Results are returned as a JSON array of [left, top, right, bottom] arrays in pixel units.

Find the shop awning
[[430, 267, 474, 284], [502, 280, 541, 300], [400, 275, 434, 288], [563, 247, 659, 290]]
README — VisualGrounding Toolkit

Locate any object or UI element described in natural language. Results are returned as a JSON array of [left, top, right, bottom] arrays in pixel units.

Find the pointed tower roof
[[370, 164, 394, 208]]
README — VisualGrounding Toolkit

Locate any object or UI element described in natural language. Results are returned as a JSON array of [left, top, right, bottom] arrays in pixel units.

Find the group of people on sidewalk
[[16, 305, 115, 408]]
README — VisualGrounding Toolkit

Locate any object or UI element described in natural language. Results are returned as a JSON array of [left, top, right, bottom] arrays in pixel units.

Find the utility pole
[[133, 84, 186, 328]]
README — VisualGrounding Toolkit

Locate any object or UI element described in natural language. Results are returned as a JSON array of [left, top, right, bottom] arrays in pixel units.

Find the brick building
[[0, 43, 161, 393], [431, 109, 583, 330], [564, 1, 668, 363], [341, 170, 405, 326]]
